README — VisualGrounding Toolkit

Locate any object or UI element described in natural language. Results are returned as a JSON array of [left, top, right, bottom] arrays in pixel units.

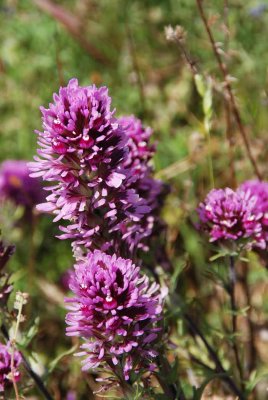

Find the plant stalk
[[228, 256, 244, 389], [196, 0, 262, 180], [157, 354, 186, 400], [184, 313, 245, 399]]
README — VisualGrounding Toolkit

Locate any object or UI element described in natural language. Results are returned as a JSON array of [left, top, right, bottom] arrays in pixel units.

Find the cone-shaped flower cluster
[[0, 160, 44, 210], [239, 180, 268, 247], [66, 250, 163, 380], [117, 115, 168, 252], [198, 187, 266, 250], [119, 115, 155, 182], [29, 79, 167, 255], [0, 342, 22, 392], [29, 79, 151, 251], [120, 176, 169, 251]]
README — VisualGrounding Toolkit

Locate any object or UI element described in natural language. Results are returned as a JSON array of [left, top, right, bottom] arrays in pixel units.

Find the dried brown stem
[[10, 350, 20, 400], [196, 0, 262, 180], [173, 37, 198, 75]]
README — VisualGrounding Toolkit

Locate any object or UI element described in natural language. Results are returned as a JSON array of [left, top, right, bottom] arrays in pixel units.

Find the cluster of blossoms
[[29, 79, 166, 255], [0, 160, 44, 211], [198, 182, 268, 250], [30, 79, 166, 383], [0, 342, 22, 392], [240, 180, 268, 246], [117, 116, 168, 252], [66, 251, 163, 380]]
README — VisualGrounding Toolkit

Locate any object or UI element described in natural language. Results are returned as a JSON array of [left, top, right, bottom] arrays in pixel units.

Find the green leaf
[[194, 74, 205, 97], [167, 357, 179, 384], [209, 252, 227, 262], [203, 88, 212, 116], [9, 269, 26, 284], [170, 259, 187, 291], [20, 317, 40, 348], [246, 368, 268, 393], [47, 344, 78, 374]]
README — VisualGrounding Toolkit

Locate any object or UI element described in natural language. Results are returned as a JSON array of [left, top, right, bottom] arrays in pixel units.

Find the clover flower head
[[65, 250, 163, 380], [0, 342, 22, 392], [240, 180, 268, 246], [121, 176, 169, 251], [119, 115, 155, 181], [198, 187, 265, 249]]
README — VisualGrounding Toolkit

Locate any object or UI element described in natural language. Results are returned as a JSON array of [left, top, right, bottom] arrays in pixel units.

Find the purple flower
[[0, 342, 22, 392], [240, 180, 268, 246], [29, 79, 150, 251], [65, 250, 163, 380], [0, 160, 44, 209], [197, 187, 265, 250], [119, 115, 155, 182], [115, 116, 168, 252], [66, 390, 76, 400], [59, 268, 73, 292], [120, 176, 169, 252]]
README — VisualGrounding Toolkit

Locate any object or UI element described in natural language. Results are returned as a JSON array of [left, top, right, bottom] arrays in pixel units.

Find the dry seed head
[[165, 25, 187, 43], [14, 291, 29, 310]]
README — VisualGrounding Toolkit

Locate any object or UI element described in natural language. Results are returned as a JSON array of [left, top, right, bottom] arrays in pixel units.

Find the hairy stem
[[228, 256, 244, 389], [239, 261, 257, 376], [157, 354, 186, 400], [120, 379, 135, 399]]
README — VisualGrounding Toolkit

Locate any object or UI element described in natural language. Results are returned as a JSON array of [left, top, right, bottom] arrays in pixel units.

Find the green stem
[[184, 313, 246, 399], [157, 354, 185, 400], [229, 256, 244, 390]]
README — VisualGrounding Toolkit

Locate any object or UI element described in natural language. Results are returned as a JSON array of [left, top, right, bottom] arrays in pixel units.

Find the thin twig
[[173, 37, 198, 75], [196, 0, 262, 180]]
